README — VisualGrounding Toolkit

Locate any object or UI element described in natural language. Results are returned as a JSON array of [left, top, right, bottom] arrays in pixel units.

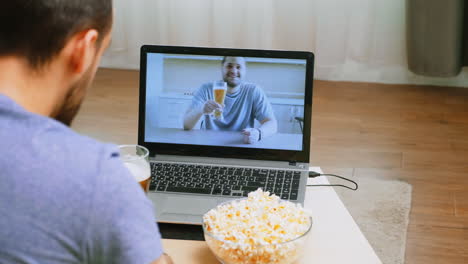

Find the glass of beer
[[213, 80, 227, 120], [118, 145, 151, 193]]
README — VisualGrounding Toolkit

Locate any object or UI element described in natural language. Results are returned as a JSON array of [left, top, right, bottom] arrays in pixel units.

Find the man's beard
[[223, 76, 241, 88], [53, 67, 94, 126]]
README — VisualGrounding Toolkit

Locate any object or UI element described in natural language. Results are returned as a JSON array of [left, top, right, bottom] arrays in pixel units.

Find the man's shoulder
[[35, 113, 112, 152], [200, 82, 213, 90], [35, 120, 118, 174], [241, 82, 262, 90], [241, 82, 258, 88], [241, 82, 265, 97], [0, 104, 121, 221], [193, 82, 213, 97], [1, 104, 117, 179]]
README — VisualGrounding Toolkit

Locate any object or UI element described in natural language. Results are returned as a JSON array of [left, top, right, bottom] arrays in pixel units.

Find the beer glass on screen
[[213, 80, 227, 120], [118, 145, 151, 193]]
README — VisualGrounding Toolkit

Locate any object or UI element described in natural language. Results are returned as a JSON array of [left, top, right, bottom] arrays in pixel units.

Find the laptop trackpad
[[162, 196, 219, 215]]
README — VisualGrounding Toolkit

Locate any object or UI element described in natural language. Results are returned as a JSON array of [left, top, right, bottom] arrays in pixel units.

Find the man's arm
[[242, 118, 278, 144], [86, 150, 166, 264], [183, 106, 204, 130], [259, 117, 278, 138], [242, 84, 278, 143]]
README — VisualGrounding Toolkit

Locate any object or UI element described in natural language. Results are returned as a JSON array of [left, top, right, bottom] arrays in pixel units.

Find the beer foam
[[124, 159, 150, 182]]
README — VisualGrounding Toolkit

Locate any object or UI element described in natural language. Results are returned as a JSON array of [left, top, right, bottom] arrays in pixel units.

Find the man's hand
[[203, 100, 223, 115], [242, 128, 260, 144]]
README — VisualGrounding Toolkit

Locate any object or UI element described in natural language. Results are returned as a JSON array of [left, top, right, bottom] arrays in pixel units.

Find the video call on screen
[[144, 53, 306, 151]]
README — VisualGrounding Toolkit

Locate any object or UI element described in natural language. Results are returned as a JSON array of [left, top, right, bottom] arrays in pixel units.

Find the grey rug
[[331, 176, 412, 264]]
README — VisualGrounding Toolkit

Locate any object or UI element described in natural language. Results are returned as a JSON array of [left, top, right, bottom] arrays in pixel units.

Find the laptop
[[138, 45, 314, 225]]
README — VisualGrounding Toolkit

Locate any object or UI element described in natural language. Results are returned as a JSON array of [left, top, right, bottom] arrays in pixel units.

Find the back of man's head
[[0, 0, 112, 70]]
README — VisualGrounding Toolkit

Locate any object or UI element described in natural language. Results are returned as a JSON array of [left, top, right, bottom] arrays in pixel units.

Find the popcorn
[[203, 189, 312, 264]]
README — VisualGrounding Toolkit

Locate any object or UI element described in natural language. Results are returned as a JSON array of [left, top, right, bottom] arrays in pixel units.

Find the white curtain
[[101, 0, 468, 87]]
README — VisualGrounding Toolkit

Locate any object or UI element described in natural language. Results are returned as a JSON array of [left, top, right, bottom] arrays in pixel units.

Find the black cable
[[307, 171, 358, 191]]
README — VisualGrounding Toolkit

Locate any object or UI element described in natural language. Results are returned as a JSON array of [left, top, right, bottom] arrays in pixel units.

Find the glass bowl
[[202, 199, 312, 264]]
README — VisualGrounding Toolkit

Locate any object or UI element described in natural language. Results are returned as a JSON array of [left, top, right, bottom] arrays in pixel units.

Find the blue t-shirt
[[191, 82, 275, 131], [0, 94, 163, 264]]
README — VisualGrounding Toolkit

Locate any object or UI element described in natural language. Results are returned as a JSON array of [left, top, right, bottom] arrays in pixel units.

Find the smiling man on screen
[[0, 1, 172, 263], [183, 56, 278, 144]]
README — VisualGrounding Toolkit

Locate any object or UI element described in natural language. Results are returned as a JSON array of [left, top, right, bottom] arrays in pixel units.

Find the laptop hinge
[[289, 161, 297, 166]]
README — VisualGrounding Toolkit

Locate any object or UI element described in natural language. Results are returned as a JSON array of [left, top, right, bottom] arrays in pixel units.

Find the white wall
[[160, 55, 306, 97]]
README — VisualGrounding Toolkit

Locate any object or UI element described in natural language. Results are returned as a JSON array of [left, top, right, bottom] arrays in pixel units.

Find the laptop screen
[[139, 46, 314, 162]]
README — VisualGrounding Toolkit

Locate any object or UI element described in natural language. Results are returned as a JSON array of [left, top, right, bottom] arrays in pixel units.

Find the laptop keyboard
[[149, 162, 302, 201]]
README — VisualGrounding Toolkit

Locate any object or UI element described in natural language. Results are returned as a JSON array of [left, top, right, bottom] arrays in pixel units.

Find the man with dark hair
[[183, 56, 278, 144], [0, 1, 172, 263]]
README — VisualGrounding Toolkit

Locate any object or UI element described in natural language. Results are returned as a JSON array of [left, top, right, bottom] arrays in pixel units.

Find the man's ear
[[63, 29, 99, 75]]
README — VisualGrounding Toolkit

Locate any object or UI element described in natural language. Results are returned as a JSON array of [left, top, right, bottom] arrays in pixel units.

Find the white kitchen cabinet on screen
[[155, 97, 191, 129]]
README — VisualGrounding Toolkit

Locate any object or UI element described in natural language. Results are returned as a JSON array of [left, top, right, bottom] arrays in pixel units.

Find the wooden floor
[[73, 68, 468, 264]]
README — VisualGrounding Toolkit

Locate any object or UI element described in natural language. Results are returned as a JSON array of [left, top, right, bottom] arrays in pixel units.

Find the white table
[[302, 167, 382, 263], [145, 127, 303, 150], [162, 167, 382, 263]]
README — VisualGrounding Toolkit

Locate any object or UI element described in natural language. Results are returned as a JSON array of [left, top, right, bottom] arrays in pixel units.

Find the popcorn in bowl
[[203, 189, 312, 264]]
